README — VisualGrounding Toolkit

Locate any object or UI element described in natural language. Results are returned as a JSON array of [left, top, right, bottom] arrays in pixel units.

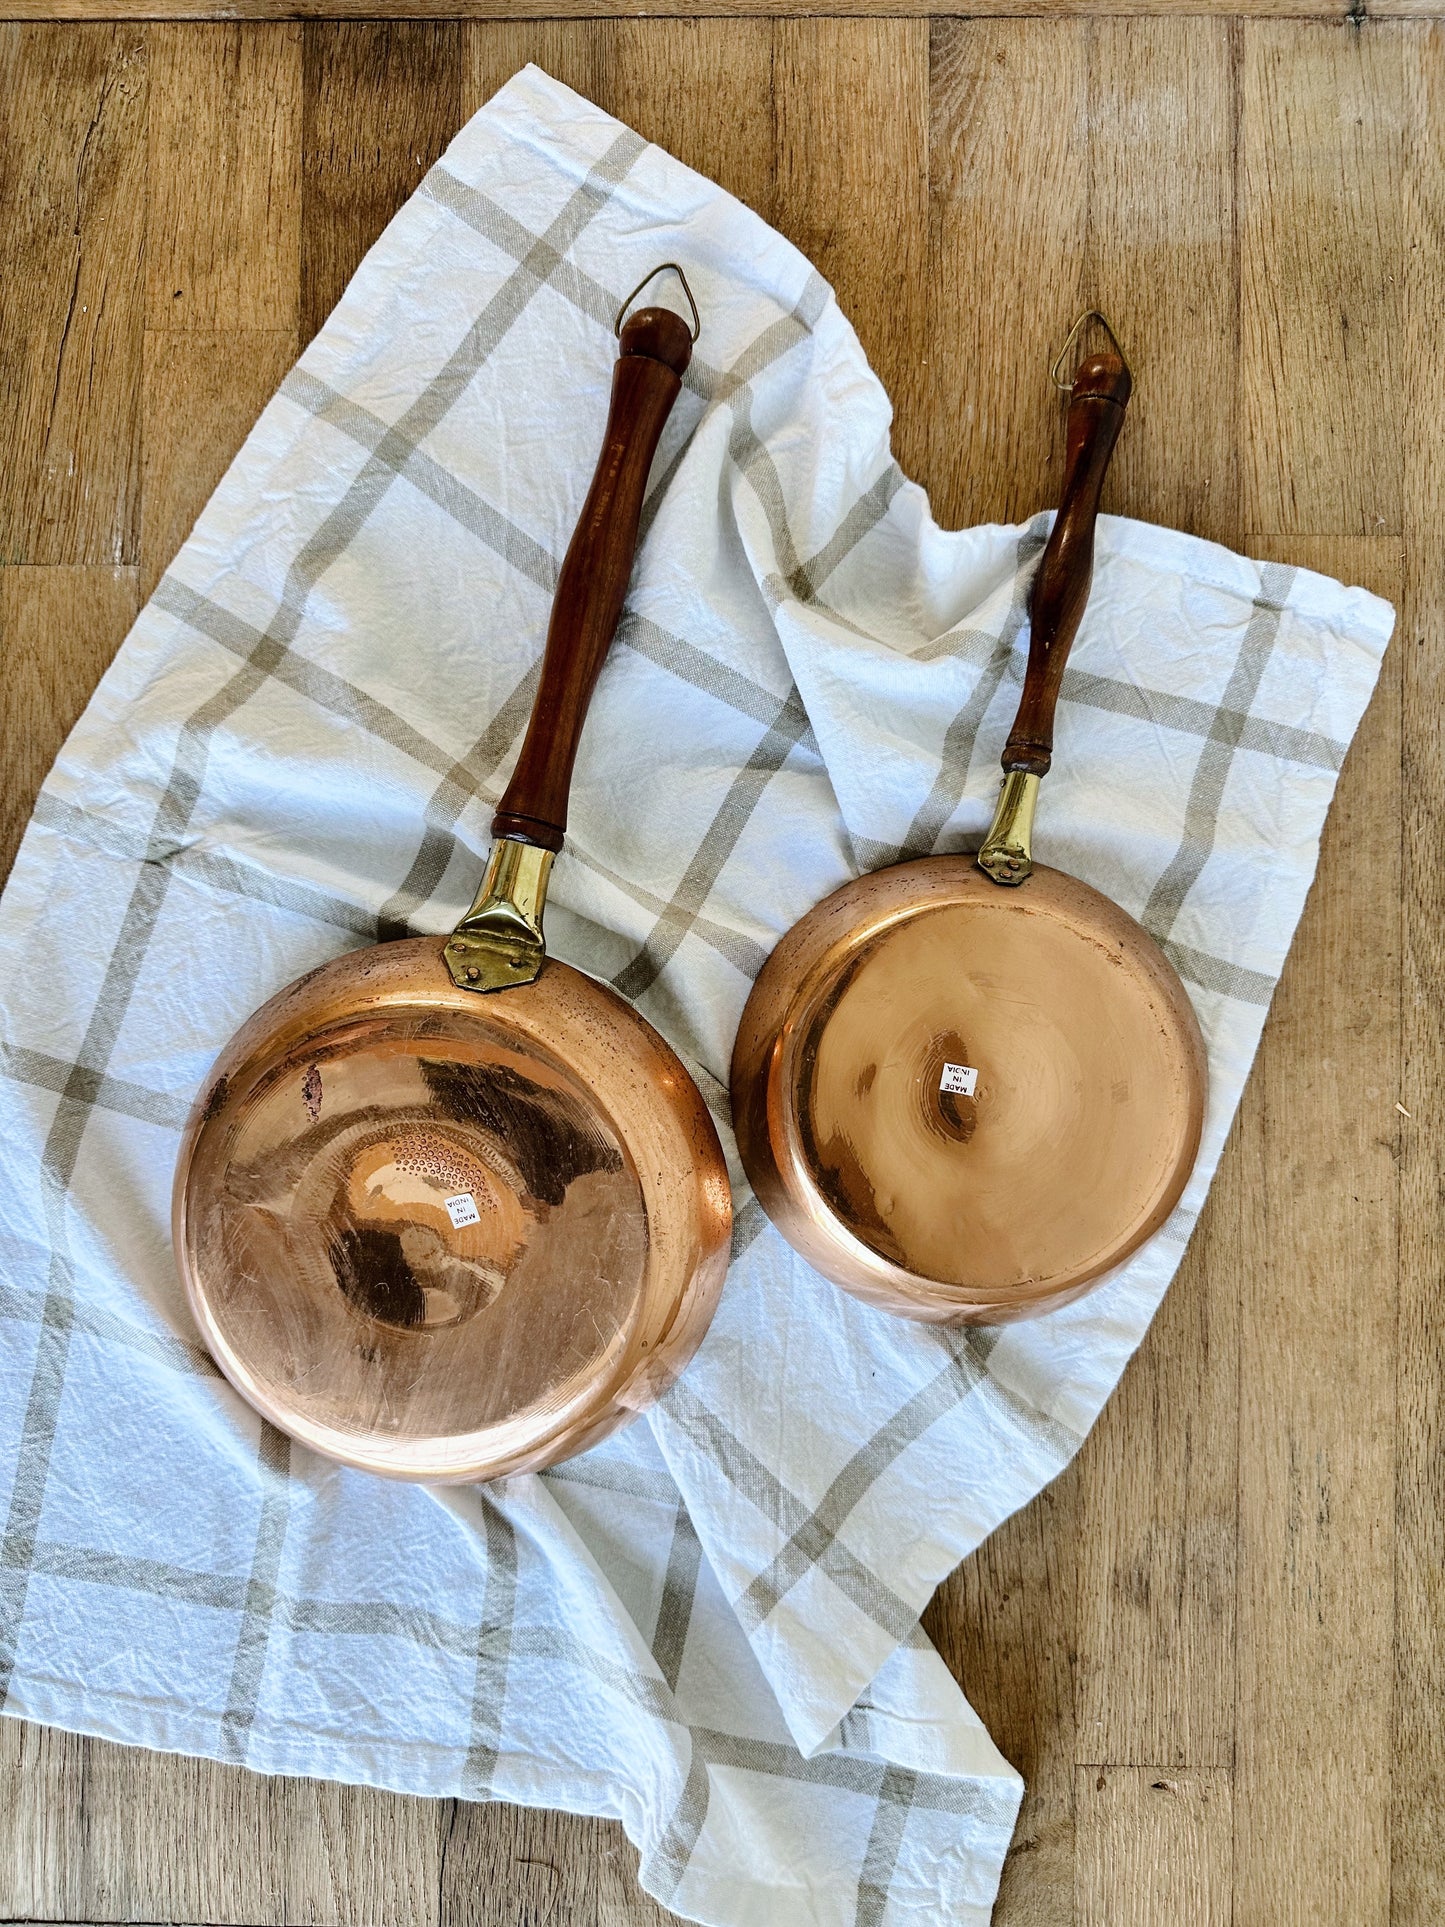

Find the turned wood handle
[[491, 306, 693, 850], [1002, 351, 1132, 776]]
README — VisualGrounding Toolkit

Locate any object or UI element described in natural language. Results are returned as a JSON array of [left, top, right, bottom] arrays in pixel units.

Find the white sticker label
[[444, 1192, 481, 1229], [939, 1062, 979, 1097]]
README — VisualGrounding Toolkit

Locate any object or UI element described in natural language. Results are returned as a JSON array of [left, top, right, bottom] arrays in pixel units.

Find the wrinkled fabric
[[0, 65, 1392, 1927]]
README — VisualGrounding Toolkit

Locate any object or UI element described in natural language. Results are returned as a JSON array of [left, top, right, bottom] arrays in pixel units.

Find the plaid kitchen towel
[[0, 63, 1393, 1927]]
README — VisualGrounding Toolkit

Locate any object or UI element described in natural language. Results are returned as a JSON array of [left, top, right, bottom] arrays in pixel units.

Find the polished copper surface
[[732, 343, 1206, 1324], [177, 937, 731, 1480], [174, 301, 731, 1481], [731, 858, 1206, 1324]]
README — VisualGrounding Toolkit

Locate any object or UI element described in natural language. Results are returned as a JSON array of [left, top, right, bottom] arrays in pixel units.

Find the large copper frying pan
[[175, 299, 731, 1480], [731, 347, 1207, 1324]]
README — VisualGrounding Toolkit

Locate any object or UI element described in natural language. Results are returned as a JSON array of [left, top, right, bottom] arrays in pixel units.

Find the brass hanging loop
[[1050, 310, 1131, 392], [614, 263, 702, 343]]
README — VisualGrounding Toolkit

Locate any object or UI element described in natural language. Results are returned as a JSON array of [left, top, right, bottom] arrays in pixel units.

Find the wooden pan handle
[[1002, 351, 1132, 777], [490, 306, 693, 851]]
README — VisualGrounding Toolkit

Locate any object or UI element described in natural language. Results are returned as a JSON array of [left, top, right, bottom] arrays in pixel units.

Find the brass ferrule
[[444, 839, 556, 992], [976, 770, 1041, 886]]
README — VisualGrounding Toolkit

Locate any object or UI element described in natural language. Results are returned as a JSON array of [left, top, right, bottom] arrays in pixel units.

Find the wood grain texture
[[1076, 1768, 1232, 1926], [464, 18, 612, 123], [442, 1801, 602, 1925], [27, 1742, 447, 1925], [0, 1718, 87, 1920], [1085, 15, 1237, 542], [1073, 1185, 1239, 1770], [1240, 23, 1406, 535], [0, 25, 146, 568], [926, 20, 1087, 528], [0, 0, 1374, 21], [1391, 24, 1444, 1926], [1, 17, 1440, 1927], [1231, 532, 1402, 1927], [147, 24, 302, 333], [302, 22, 463, 343], [927, 1477, 1084, 1927]]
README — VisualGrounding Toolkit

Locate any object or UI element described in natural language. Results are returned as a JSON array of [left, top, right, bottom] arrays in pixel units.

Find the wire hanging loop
[[1050, 310, 1131, 392], [614, 263, 701, 344]]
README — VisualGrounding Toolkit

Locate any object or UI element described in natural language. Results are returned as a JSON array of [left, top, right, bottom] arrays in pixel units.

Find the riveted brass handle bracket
[[977, 771, 1041, 885], [444, 839, 555, 992]]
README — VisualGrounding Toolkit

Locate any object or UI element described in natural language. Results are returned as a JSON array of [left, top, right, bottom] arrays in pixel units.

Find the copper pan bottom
[[175, 938, 731, 1480], [731, 859, 1207, 1324]]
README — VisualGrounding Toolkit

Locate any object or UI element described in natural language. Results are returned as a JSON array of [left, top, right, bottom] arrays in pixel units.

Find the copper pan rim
[[731, 858, 1207, 1326]]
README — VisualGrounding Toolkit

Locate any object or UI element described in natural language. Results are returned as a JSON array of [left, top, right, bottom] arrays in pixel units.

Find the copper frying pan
[[175, 297, 732, 1480], [730, 344, 1207, 1324]]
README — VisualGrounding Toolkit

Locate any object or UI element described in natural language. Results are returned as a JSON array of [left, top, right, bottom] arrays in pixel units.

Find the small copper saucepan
[[175, 295, 732, 1480], [731, 343, 1207, 1324]]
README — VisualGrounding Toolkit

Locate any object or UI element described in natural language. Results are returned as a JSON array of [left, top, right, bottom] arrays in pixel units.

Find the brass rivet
[[465, 966, 479, 982]]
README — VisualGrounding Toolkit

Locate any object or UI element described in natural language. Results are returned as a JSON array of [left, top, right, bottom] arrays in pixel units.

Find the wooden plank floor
[[0, 14, 1438, 1924]]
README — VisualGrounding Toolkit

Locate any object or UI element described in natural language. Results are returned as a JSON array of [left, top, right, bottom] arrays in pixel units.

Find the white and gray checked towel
[[0, 65, 1394, 1927]]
